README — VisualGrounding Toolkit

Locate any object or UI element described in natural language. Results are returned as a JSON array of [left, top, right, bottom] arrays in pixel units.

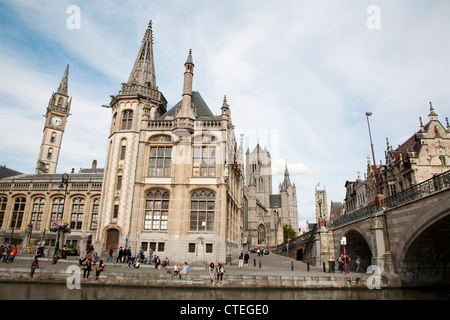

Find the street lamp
[[365, 112, 384, 208], [341, 236, 347, 275], [54, 173, 69, 256]]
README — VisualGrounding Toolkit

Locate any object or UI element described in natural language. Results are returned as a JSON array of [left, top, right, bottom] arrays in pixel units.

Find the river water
[[0, 282, 448, 300]]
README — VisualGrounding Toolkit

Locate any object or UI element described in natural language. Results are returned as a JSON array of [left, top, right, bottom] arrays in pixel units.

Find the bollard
[[291, 261, 294, 271], [254, 259, 256, 267], [307, 262, 310, 271], [259, 261, 262, 268]]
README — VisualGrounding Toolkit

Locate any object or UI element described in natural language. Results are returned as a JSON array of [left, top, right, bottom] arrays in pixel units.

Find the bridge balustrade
[[331, 169, 450, 229]]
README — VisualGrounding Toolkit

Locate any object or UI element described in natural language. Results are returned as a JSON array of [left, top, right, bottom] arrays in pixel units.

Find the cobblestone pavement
[[1, 251, 356, 278]]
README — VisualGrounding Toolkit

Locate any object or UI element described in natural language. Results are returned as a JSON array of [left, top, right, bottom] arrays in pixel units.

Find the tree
[[283, 224, 296, 243]]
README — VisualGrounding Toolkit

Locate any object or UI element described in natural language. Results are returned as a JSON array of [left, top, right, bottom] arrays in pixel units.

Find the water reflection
[[0, 283, 448, 300]]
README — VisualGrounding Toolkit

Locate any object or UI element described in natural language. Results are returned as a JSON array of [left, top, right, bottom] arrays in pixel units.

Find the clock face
[[51, 117, 62, 126]]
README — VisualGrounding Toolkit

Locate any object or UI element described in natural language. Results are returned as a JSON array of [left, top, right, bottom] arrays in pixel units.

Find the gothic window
[[148, 146, 172, 176], [50, 197, 64, 224], [50, 132, 56, 143], [90, 198, 100, 230], [47, 148, 53, 160], [70, 197, 85, 230], [190, 190, 215, 231], [257, 224, 266, 244], [145, 190, 169, 231], [0, 197, 7, 228], [30, 197, 45, 229], [121, 110, 133, 130], [10, 197, 26, 229], [116, 175, 122, 190], [193, 146, 216, 177]]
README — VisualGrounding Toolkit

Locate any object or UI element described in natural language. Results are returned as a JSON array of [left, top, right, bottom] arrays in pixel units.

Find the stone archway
[[342, 230, 372, 272], [400, 214, 450, 286], [105, 228, 119, 250]]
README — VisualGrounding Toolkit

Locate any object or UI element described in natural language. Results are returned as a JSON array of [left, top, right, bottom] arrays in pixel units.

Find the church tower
[[245, 144, 272, 208], [97, 21, 167, 249], [36, 65, 72, 174]]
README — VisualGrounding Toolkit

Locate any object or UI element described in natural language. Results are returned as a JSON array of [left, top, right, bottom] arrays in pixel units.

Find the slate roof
[[158, 91, 219, 120]]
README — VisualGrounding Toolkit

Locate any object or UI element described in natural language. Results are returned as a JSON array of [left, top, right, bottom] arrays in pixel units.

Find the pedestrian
[[147, 249, 153, 265], [126, 246, 132, 263], [95, 260, 105, 280], [208, 262, 215, 283], [244, 252, 249, 269], [29, 256, 39, 278], [216, 262, 224, 284], [128, 255, 135, 268], [117, 246, 123, 263], [107, 246, 114, 263], [356, 256, 363, 273], [338, 254, 344, 272], [83, 256, 92, 278], [238, 252, 244, 269], [155, 256, 161, 269]]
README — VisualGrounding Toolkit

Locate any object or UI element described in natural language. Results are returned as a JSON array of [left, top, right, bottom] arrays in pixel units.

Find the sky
[[1, 0, 449, 227]]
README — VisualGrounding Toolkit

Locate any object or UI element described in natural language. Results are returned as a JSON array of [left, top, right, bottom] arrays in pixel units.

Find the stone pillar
[[370, 212, 394, 274]]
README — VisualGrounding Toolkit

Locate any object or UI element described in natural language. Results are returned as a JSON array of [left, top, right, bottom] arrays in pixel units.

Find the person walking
[[244, 252, 250, 269], [29, 256, 39, 278], [238, 252, 244, 269], [107, 246, 114, 263], [355, 256, 363, 273], [117, 246, 123, 263]]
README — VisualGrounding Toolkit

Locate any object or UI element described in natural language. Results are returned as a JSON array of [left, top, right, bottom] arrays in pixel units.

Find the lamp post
[[54, 173, 69, 256], [365, 112, 384, 208], [341, 236, 347, 275]]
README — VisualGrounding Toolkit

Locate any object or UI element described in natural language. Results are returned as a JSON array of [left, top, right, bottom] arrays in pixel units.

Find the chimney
[[92, 160, 97, 173]]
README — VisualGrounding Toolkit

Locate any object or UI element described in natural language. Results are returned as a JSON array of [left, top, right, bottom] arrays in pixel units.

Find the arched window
[[70, 197, 85, 230], [190, 190, 215, 231], [31, 197, 45, 229], [50, 197, 64, 224], [257, 224, 266, 244], [10, 197, 26, 229], [90, 198, 100, 230], [121, 110, 133, 130], [0, 197, 7, 228], [145, 190, 169, 230]]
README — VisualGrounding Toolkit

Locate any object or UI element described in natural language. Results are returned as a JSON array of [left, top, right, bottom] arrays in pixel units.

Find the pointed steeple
[[127, 20, 156, 89], [280, 160, 292, 191], [176, 49, 195, 120], [428, 101, 438, 121], [57, 64, 69, 96]]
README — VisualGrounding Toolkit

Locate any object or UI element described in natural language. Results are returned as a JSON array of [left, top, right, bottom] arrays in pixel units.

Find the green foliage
[[283, 224, 296, 243]]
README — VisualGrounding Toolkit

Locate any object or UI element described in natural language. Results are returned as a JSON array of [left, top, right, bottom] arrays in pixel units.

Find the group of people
[[237, 252, 250, 269], [79, 245, 105, 280], [208, 262, 225, 284], [1, 245, 18, 263], [109, 246, 172, 270]]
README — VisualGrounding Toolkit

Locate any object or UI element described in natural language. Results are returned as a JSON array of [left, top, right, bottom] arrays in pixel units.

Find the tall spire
[[176, 49, 195, 119], [127, 20, 156, 89], [57, 64, 69, 96]]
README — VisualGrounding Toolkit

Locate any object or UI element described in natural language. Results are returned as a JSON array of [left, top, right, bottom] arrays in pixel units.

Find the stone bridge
[[275, 170, 450, 287]]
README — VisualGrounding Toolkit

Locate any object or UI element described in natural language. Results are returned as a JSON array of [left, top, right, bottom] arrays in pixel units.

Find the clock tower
[[36, 65, 72, 174]]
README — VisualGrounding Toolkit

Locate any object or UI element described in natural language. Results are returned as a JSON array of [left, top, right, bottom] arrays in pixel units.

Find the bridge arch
[[342, 229, 372, 272], [399, 213, 450, 286]]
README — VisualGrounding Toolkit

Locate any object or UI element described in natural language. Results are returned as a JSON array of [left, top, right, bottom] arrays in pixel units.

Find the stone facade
[[1, 22, 244, 264], [242, 145, 299, 250]]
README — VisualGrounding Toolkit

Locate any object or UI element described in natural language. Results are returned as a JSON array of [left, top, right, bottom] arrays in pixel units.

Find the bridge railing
[[385, 169, 450, 209], [331, 169, 450, 229]]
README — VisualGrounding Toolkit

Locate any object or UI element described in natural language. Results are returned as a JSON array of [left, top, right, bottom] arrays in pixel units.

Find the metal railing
[[331, 170, 450, 229]]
